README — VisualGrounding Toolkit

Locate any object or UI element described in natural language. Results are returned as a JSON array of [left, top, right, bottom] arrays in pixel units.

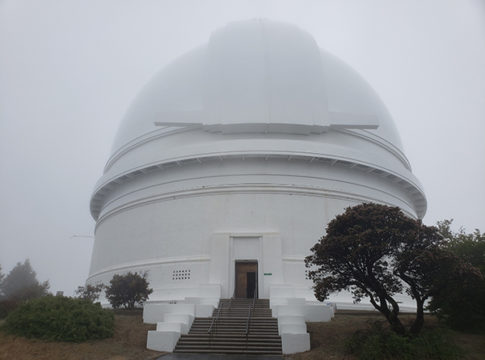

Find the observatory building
[[87, 20, 426, 304]]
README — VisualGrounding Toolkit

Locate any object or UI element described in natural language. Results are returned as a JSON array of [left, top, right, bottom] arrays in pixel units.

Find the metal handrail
[[252, 282, 258, 311], [208, 300, 223, 335], [244, 302, 251, 336], [244, 283, 258, 336], [229, 287, 236, 310]]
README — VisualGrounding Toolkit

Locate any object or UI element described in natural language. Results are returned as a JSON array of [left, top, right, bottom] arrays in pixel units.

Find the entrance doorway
[[235, 261, 258, 298]]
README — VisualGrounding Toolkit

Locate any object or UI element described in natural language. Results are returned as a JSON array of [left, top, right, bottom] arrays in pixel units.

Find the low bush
[[2, 295, 114, 342], [345, 321, 463, 360], [0, 299, 21, 319]]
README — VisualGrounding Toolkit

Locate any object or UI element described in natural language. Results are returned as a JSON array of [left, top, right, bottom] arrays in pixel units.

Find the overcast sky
[[1, 0, 484, 296]]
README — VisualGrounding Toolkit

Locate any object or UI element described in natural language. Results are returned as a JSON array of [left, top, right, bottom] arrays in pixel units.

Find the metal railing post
[[208, 300, 223, 335], [245, 282, 257, 337]]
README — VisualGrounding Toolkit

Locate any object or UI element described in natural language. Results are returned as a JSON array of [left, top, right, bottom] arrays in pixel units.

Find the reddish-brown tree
[[305, 203, 446, 335]]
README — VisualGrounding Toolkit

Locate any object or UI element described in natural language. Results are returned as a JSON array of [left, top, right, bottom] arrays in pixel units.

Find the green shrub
[[2, 295, 114, 342], [0, 298, 21, 319], [345, 321, 463, 360], [431, 220, 485, 332], [411, 329, 464, 359]]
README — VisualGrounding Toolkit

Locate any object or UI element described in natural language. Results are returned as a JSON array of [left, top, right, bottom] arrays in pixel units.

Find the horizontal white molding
[[97, 171, 409, 214], [106, 126, 409, 175], [215, 231, 279, 236], [282, 256, 306, 262], [106, 125, 202, 173], [90, 154, 426, 220], [98, 150, 411, 196], [87, 255, 211, 281], [338, 128, 411, 170], [94, 182, 418, 231]]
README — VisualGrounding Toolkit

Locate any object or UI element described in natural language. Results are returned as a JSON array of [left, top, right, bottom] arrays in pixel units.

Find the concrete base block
[[269, 285, 317, 302], [146, 330, 180, 352], [143, 303, 195, 324], [287, 298, 306, 306], [281, 332, 310, 354], [164, 313, 194, 326], [276, 303, 334, 321], [163, 313, 193, 334], [278, 315, 307, 335], [270, 297, 288, 310], [155, 322, 182, 333], [195, 304, 215, 317], [147, 284, 221, 303], [303, 304, 334, 321], [279, 323, 307, 335], [184, 297, 220, 308]]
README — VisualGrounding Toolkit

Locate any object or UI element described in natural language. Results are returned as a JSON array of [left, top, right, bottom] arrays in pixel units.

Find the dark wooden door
[[235, 261, 258, 298], [246, 271, 256, 298]]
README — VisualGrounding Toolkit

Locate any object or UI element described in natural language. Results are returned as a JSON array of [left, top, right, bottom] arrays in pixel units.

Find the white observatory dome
[[88, 20, 426, 302]]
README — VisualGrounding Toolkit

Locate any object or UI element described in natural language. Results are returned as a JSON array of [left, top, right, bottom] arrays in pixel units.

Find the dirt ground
[[1, 311, 483, 360], [0, 313, 160, 360]]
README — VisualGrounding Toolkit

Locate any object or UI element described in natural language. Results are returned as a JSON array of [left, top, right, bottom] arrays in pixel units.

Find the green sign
[[264, 272, 272, 276]]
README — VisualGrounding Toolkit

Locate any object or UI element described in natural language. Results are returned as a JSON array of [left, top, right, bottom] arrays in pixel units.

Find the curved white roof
[[112, 19, 403, 153], [91, 20, 426, 220]]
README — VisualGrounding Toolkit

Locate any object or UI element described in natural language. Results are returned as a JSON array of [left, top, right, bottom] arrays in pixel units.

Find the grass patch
[[0, 312, 158, 360], [345, 321, 463, 360], [288, 311, 484, 360], [1, 308, 483, 360]]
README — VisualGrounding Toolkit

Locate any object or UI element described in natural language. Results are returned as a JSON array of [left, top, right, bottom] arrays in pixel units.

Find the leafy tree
[[105, 272, 152, 309], [0, 259, 49, 301], [0, 265, 4, 297], [428, 220, 485, 331], [305, 203, 448, 335], [436, 219, 485, 274], [75, 283, 104, 302]]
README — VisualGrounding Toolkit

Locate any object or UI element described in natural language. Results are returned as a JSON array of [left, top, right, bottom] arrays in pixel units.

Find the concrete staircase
[[174, 298, 282, 354]]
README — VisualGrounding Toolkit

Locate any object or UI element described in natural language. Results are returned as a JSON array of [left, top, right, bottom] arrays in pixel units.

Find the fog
[[1, 0, 484, 296]]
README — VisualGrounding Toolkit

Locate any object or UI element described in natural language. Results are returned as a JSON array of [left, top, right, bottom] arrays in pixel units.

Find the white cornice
[[105, 126, 410, 174], [90, 153, 426, 220]]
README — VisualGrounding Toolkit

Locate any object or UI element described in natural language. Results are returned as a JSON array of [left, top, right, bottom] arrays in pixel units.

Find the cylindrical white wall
[[88, 155, 422, 299]]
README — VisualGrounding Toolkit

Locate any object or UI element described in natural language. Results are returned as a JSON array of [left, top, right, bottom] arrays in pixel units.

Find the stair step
[[178, 337, 275, 340], [177, 345, 281, 349], [196, 332, 280, 334], [182, 335, 281, 339], [175, 349, 282, 354], [179, 337, 281, 341], [181, 334, 281, 338], [177, 341, 281, 346], [176, 345, 282, 349], [173, 298, 282, 354]]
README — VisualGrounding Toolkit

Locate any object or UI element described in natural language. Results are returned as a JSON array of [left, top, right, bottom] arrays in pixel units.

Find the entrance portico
[[209, 232, 286, 299]]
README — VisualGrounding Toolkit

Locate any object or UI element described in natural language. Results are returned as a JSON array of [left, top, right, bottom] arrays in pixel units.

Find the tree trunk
[[372, 295, 406, 335], [386, 312, 406, 335], [410, 299, 424, 334]]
